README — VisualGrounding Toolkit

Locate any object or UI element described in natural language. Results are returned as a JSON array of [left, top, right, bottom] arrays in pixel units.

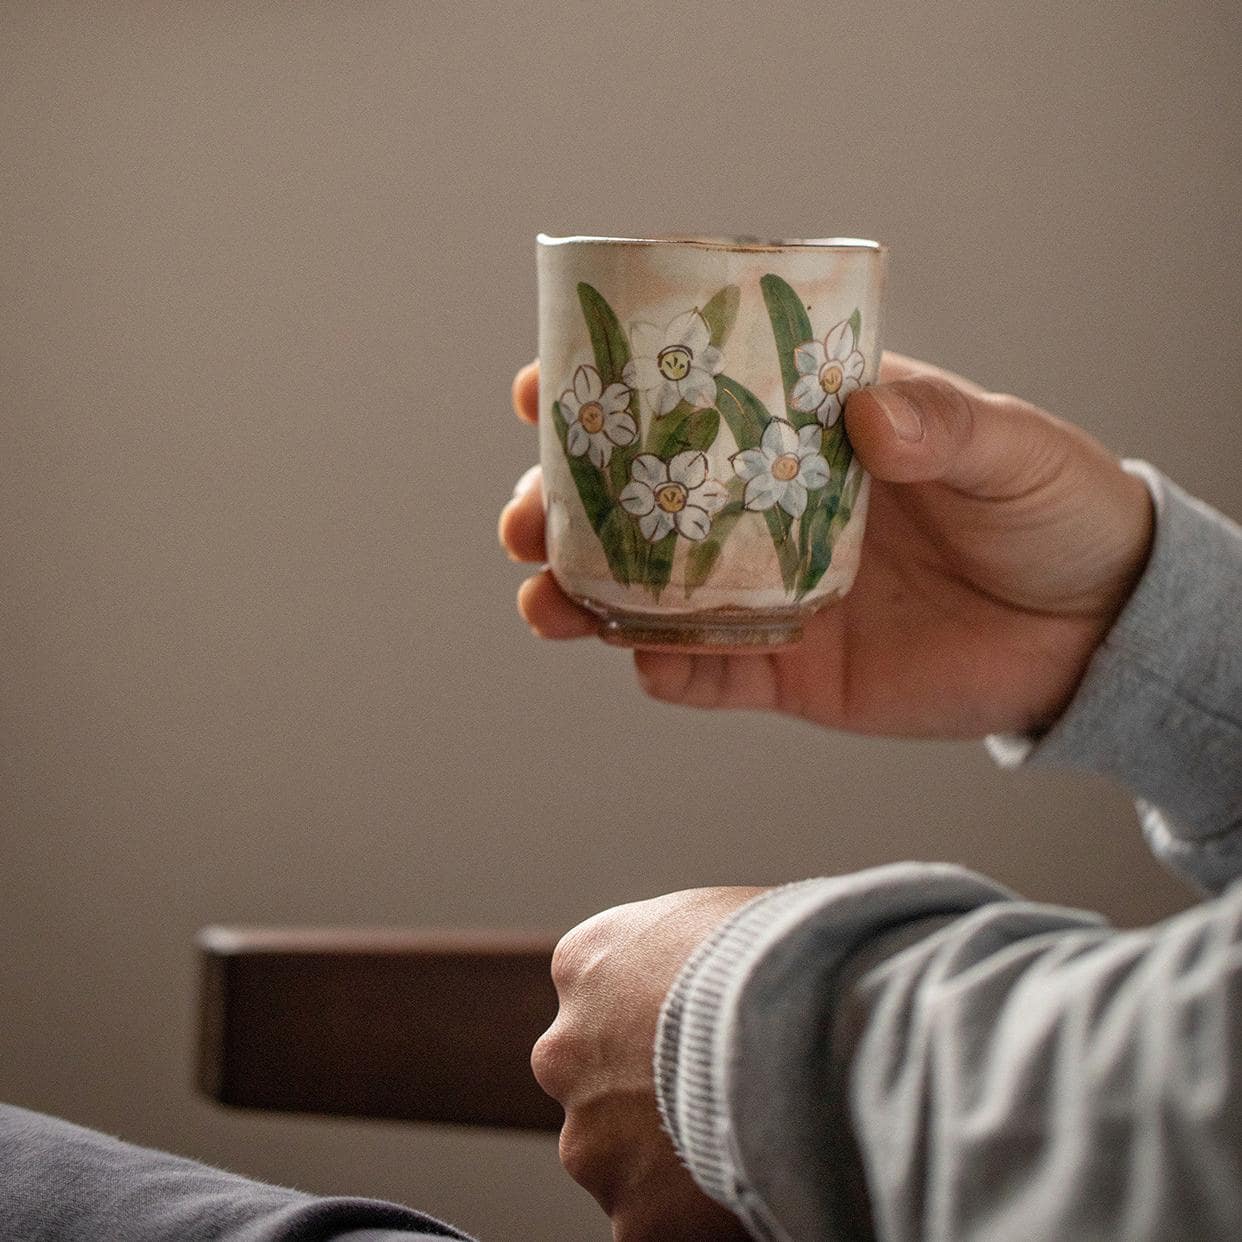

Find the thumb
[[844, 377, 1070, 499]]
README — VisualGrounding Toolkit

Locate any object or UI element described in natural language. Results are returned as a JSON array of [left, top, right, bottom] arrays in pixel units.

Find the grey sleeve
[[0, 1104, 474, 1242], [654, 469, 1242, 1240], [655, 866, 1242, 1242], [987, 461, 1242, 893]]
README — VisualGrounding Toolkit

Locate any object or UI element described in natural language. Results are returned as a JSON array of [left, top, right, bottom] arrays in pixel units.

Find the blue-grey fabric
[[655, 464, 1242, 1241], [0, 1104, 473, 1241]]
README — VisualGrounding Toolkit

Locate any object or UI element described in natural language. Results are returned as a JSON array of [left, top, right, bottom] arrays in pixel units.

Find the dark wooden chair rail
[[196, 927, 562, 1132]]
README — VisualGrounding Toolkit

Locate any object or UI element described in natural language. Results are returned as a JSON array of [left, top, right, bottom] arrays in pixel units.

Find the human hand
[[500, 355, 1153, 738], [532, 887, 763, 1241]]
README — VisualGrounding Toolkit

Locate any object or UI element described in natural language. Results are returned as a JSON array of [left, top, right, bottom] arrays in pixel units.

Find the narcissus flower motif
[[732, 419, 830, 518], [622, 310, 724, 417], [790, 320, 865, 426], [559, 365, 637, 468], [619, 451, 728, 542]]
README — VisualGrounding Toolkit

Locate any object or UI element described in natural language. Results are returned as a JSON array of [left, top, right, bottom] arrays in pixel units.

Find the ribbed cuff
[[654, 864, 1014, 1242], [986, 462, 1242, 884]]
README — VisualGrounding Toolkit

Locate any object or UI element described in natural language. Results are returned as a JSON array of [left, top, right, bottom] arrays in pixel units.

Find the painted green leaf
[[577, 282, 630, 387], [847, 306, 862, 349], [552, 400, 633, 586], [765, 508, 800, 594], [797, 493, 839, 597], [701, 284, 740, 349], [645, 408, 720, 461], [760, 273, 814, 425], [641, 529, 677, 598], [714, 375, 768, 451], [638, 407, 725, 599], [552, 401, 609, 526], [599, 505, 640, 579], [714, 375, 799, 592], [797, 459, 864, 597], [683, 480, 745, 596], [572, 284, 640, 494]]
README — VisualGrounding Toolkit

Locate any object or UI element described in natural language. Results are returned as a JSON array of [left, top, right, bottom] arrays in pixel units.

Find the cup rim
[[537, 233, 886, 255]]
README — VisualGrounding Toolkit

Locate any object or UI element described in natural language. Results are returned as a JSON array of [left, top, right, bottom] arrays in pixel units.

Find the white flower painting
[[789, 319, 866, 427], [559, 364, 637, 468], [622, 310, 724, 417], [731, 419, 830, 518], [619, 451, 728, 542]]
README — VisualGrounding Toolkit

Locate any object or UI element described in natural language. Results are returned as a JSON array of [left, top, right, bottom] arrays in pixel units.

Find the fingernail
[[512, 464, 541, 499], [874, 390, 924, 443]]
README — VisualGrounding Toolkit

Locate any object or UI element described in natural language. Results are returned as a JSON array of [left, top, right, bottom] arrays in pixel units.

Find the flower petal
[[794, 340, 826, 375], [573, 365, 601, 403], [743, 474, 783, 511], [566, 420, 589, 457], [838, 375, 861, 405], [675, 505, 712, 541], [667, 309, 710, 355], [601, 382, 632, 414], [797, 454, 830, 490], [790, 374, 824, 413], [818, 393, 843, 427], [630, 454, 667, 488], [630, 321, 664, 360], [761, 418, 798, 455], [669, 451, 708, 489], [604, 409, 637, 446], [623, 357, 663, 391], [558, 388, 580, 418], [691, 479, 729, 513], [778, 480, 808, 518], [587, 434, 612, 469], [824, 320, 853, 361], [619, 480, 655, 515], [652, 381, 683, 417], [678, 368, 717, 409], [797, 423, 824, 454], [698, 344, 724, 375], [845, 350, 866, 381], [639, 508, 674, 542], [731, 447, 770, 481]]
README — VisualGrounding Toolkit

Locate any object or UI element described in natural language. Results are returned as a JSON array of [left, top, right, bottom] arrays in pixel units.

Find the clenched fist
[[532, 888, 764, 1241]]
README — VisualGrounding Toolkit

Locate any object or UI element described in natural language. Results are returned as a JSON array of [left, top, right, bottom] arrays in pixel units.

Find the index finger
[[512, 360, 539, 425]]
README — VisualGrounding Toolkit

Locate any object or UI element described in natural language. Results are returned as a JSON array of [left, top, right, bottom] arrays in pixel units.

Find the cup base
[[591, 607, 805, 652]]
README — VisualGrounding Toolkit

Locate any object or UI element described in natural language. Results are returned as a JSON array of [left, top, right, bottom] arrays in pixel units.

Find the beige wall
[[1, 2, 1238, 1238]]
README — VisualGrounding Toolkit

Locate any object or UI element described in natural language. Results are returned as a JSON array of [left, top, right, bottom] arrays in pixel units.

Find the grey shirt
[[655, 463, 1242, 1242], [0, 1104, 474, 1241]]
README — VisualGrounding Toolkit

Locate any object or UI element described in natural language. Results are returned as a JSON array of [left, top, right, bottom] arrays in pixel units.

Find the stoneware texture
[[537, 235, 887, 647]]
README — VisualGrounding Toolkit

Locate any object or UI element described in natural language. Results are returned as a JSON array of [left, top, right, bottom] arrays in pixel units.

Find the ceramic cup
[[537, 234, 886, 648]]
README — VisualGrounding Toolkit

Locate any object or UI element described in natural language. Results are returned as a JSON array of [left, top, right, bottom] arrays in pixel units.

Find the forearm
[[0, 1105, 472, 1242], [655, 865, 1242, 1242]]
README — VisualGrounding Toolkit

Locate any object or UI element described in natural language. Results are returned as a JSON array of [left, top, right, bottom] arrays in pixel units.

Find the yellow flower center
[[654, 482, 688, 513], [657, 345, 693, 381], [771, 453, 800, 482], [819, 362, 844, 394], [578, 401, 605, 434]]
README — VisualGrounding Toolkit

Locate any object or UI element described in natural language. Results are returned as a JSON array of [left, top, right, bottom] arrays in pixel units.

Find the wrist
[[1024, 462, 1156, 734], [655, 866, 1015, 1242]]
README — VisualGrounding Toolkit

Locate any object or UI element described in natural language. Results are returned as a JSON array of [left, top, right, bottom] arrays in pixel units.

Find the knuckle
[[550, 929, 585, 990], [552, 911, 621, 989], [530, 1025, 569, 1097], [557, 1116, 614, 1206]]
